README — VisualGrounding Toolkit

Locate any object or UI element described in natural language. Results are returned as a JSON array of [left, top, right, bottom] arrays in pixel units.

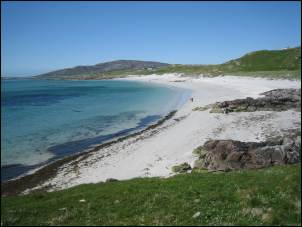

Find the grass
[[221, 47, 301, 72], [226, 70, 301, 80], [1, 164, 301, 226]]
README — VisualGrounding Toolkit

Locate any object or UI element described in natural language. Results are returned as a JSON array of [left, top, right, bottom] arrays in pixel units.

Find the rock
[[247, 105, 257, 111], [210, 108, 222, 113], [193, 105, 211, 111], [192, 211, 201, 218], [192, 146, 207, 158], [193, 159, 205, 169], [262, 212, 273, 223], [171, 162, 191, 173], [194, 133, 300, 171], [285, 150, 300, 164], [106, 178, 118, 182], [270, 147, 285, 164], [242, 207, 263, 217], [210, 88, 301, 113], [294, 136, 301, 150], [194, 199, 200, 203], [283, 137, 295, 146]]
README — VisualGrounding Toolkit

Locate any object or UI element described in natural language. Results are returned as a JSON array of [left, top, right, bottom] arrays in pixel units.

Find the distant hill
[[35, 60, 169, 80], [33, 47, 301, 80]]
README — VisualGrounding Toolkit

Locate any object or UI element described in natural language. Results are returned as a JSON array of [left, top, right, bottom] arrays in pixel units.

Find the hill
[[149, 47, 301, 79], [34, 60, 169, 80], [33, 47, 301, 80], [220, 47, 301, 72]]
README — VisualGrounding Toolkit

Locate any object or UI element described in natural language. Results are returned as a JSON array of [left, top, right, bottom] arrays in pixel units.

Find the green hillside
[[2, 164, 300, 226], [34, 60, 169, 80], [220, 47, 301, 72], [33, 47, 301, 80], [148, 47, 301, 79]]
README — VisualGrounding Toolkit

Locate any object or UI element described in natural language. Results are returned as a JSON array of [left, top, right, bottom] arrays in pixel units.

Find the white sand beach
[[26, 74, 301, 192]]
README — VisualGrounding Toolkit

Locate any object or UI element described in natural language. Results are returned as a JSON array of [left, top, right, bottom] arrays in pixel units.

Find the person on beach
[[223, 107, 228, 114], [223, 104, 230, 114], [190, 97, 194, 102]]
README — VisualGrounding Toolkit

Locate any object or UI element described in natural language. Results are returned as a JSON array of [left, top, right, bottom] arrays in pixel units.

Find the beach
[[12, 73, 299, 194]]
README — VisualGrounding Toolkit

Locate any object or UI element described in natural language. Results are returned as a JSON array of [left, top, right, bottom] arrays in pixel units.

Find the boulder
[[193, 159, 205, 169], [172, 162, 191, 173], [194, 134, 300, 171], [106, 178, 118, 182]]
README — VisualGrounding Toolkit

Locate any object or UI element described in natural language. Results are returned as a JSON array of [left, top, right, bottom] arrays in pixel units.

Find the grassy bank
[[1, 164, 301, 226]]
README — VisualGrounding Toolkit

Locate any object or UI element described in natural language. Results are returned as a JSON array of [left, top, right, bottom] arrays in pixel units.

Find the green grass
[[147, 47, 301, 79], [224, 70, 301, 80], [2, 164, 301, 226], [222, 47, 301, 72]]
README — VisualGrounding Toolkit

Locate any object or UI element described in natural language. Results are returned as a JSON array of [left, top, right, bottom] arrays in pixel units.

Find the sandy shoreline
[[3, 74, 301, 195]]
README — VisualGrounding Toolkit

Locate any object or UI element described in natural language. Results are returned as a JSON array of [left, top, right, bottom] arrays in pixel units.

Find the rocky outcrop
[[208, 88, 301, 113], [191, 89, 301, 172], [193, 133, 301, 171], [105, 178, 118, 182], [171, 162, 192, 173]]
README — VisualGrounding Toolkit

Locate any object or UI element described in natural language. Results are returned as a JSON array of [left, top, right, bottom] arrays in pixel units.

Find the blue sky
[[1, 1, 301, 77]]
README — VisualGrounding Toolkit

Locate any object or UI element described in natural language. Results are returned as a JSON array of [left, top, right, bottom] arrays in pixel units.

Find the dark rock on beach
[[105, 178, 119, 182], [193, 132, 301, 171], [209, 88, 301, 113], [172, 162, 192, 173]]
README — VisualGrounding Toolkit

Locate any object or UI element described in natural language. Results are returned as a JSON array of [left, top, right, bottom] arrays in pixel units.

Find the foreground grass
[[2, 164, 301, 226]]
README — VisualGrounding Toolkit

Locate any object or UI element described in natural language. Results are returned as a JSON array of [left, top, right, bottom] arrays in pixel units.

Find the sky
[[1, 1, 301, 77]]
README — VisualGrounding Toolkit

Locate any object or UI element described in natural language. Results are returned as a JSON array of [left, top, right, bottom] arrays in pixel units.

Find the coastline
[[1, 110, 179, 196], [2, 74, 301, 196], [1, 113, 173, 182], [2, 78, 189, 182]]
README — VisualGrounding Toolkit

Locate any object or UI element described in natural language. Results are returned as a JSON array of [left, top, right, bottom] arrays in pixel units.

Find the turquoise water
[[1, 79, 190, 181]]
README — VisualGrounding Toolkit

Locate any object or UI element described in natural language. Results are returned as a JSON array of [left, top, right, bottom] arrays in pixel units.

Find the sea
[[1, 79, 190, 181]]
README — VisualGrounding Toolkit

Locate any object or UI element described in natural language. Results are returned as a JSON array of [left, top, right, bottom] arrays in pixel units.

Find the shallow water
[[1, 79, 190, 181]]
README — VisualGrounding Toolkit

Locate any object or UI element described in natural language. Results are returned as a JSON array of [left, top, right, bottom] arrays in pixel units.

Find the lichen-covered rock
[[106, 178, 118, 182], [192, 105, 211, 111], [210, 88, 301, 113], [192, 146, 207, 158], [194, 133, 301, 171], [209, 107, 223, 113], [193, 159, 205, 169], [294, 136, 301, 150], [172, 162, 191, 173]]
